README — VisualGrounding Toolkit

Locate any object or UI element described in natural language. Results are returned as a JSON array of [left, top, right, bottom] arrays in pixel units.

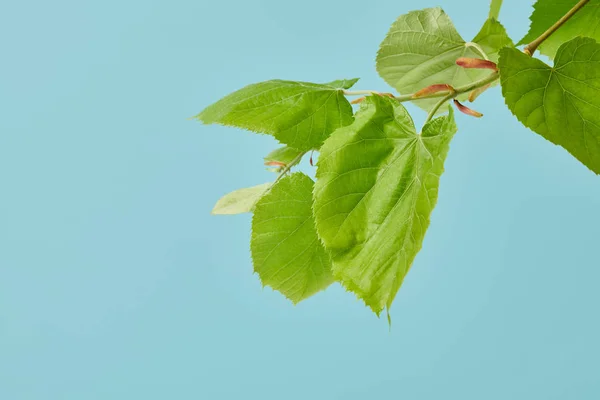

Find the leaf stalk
[[489, 0, 503, 20], [523, 0, 590, 55], [425, 93, 455, 123], [344, 72, 499, 107], [273, 151, 306, 185]]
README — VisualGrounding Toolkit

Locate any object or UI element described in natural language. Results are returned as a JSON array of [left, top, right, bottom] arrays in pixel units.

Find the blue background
[[2, 0, 599, 398]]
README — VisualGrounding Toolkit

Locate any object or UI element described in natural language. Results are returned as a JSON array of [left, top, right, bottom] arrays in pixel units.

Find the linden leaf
[[251, 173, 333, 303], [499, 37, 600, 174], [212, 183, 272, 215], [313, 96, 457, 314], [519, 0, 600, 59], [376, 8, 513, 113], [196, 79, 359, 151]]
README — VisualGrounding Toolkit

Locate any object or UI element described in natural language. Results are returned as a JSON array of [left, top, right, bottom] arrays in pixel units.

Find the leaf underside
[[519, 0, 600, 59], [376, 7, 513, 112], [313, 96, 457, 314], [251, 173, 333, 303], [499, 37, 600, 174]]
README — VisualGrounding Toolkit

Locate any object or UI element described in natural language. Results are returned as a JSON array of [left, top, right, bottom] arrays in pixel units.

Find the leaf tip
[[386, 308, 392, 331]]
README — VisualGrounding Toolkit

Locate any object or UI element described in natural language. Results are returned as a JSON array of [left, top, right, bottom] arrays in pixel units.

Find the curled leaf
[[453, 99, 483, 118], [456, 57, 497, 71]]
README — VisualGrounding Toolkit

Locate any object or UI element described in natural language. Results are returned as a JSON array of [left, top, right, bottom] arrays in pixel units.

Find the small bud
[[454, 99, 483, 118], [413, 84, 455, 98], [468, 83, 491, 102], [350, 97, 366, 104], [265, 161, 286, 167], [309, 151, 314, 167], [456, 57, 497, 71]]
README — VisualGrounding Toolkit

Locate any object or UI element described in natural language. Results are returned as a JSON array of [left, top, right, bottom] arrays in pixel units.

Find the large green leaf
[[196, 79, 359, 151], [376, 8, 513, 112], [499, 37, 600, 174], [313, 96, 458, 314], [519, 0, 600, 59], [212, 183, 271, 215], [251, 173, 333, 303]]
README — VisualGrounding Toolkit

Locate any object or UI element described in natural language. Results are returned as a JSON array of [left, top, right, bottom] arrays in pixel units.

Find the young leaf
[[212, 183, 272, 215], [519, 0, 600, 59], [313, 96, 458, 315], [251, 173, 333, 303], [376, 8, 513, 113], [196, 79, 359, 151], [264, 146, 303, 169], [499, 37, 600, 174], [453, 99, 483, 118]]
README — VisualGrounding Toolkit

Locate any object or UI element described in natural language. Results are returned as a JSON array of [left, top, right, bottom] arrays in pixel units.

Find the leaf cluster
[[198, 0, 600, 319]]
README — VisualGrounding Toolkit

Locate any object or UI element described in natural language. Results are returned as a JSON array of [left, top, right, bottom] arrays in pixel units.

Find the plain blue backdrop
[[2, 0, 599, 398]]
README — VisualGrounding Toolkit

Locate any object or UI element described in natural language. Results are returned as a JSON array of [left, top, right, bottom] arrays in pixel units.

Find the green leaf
[[519, 0, 600, 59], [264, 146, 303, 170], [212, 183, 272, 215], [499, 37, 600, 174], [376, 8, 513, 113], [196, 79, 359, 151], [313, 96, 458, 314], [251, 173, 333, 303]]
